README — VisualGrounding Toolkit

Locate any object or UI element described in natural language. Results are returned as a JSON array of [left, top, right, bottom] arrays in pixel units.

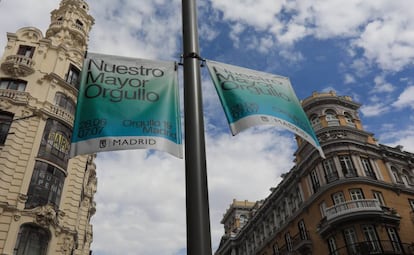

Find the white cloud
[[209, 0, 284, 30], [371, 75, 395, 93], [344, 73, 356, 84], [393, 86, 414, 109], [360, 103, 390, 117], [92, 128, 294, 254]]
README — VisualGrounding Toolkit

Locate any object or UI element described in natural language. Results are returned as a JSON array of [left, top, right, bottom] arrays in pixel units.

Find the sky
[[1, 0, 414, 254]]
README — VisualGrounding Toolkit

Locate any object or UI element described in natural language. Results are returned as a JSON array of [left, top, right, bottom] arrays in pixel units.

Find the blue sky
[[1, 0, 414, 254]]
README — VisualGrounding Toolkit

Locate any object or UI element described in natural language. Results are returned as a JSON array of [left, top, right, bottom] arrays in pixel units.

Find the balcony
[[41, 101, 75, 127], [292, 231, 313, 254], [325, 199, 382, 221], [0, 89, 30, 104], [1, 55, 35, 77], [330, 240, 414, 255], [318, 200, 401, 237]]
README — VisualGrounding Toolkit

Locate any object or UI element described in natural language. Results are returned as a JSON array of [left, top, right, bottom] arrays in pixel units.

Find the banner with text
[[206, 60, 324, 158], [70, 53, 182, 158]]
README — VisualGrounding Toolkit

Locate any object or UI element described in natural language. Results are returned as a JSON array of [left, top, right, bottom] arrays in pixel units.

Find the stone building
[[0, 0, 96, 254], [216, 91, 414, 255]]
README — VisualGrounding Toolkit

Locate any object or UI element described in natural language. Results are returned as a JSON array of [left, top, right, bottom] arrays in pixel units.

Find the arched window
[[54, 92, 75, 114], [402, 169, 413, 186], [391, 166, 403, 184], [14, 224, 50, 255], [25, 161, 66, 209], [344, 112, 355, 127], [325, 110, 339, 126], [0, 111, 14, 145], [75, 19, 84, 27]]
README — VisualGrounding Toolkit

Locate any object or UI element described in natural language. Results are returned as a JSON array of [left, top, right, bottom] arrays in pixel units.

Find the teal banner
[[70, 53, 182, 158], [206, 60, 324, 158]]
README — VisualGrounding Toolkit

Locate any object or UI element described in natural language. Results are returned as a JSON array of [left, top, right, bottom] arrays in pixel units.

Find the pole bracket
[[179, 53, 206, 67]]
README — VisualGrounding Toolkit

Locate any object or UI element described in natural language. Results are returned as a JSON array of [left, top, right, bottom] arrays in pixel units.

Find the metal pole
[[181, 0, 212, 254]]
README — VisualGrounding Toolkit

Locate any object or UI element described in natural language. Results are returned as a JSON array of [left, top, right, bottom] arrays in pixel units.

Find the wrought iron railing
[[329, 240, 414, 255]]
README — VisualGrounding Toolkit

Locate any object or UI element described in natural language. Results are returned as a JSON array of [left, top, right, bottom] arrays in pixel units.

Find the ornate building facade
[[216, 91, 414, 255], [0, 1, 96, 254]]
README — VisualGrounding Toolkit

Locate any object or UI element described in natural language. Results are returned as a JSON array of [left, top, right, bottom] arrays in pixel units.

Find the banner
[[206, 60, 324, 158], [70, 53, 183, 158]]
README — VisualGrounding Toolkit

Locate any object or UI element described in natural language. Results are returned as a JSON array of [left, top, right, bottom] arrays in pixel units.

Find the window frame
[[0, 78, 27, 91], [25, 161, 66, 209], [310, 169, 320, 193], [362, 225, 382, 253], [0, 111, 14, 145], [339, 155, 356, 177], [66, 64, 81, 89], [332, 192, 345, 205], [17, 45, 35, 58], [386, 227, 403, 253], [54, 92, 76, 114], [343, 227, 358, 255], [372, 191, 386, 206], [323, 158, 339, 183], [361, 157, 377, 179], [13, 224, 50, 255], [327, 236, 339, 255], [349, 188, 364, 200]]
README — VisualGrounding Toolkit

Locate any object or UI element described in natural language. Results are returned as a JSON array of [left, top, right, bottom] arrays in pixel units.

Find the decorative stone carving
[[13, 212, 21, 221], [34, 205, 58, 227], [61, 235, 74, 255]]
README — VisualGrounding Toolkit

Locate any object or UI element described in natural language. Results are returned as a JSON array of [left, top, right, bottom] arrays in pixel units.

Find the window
[[66, 64, 81, 89], [320, 201, 327, 217], [372, 191, 385, 206], [323, 158, 338, 183], [362, 225, 381, 253], [409, 199, 414, 211], [387, 227, 402, 253], [310, 169, 320, 193], [298, 220, 308, 240], [0, 111, 13, 145], [38, 119, 72, 169], [361, 158, 377, 179], [344, 112, 355, 127], [0, 78, 27, 91], [349, 188, 364, 200], [25, 161, 66, 209], [76, 19, 84, 27], [339, 155, 356, 177], [332, 192, 345, 205], [272, 242, 280, 255], [391, 166, 402, 183], [296, 187, 303, 205], [402, 169, 413, 186], [325, 110, 339, 126], [54, 92, 75, 114], [17, 45, 35, 58], [13, 224, 49, 255], [310, 115, 322, 130], [327, 237, 338, 255], [285, 232, 293, 252], [343, 227, 358, 255]]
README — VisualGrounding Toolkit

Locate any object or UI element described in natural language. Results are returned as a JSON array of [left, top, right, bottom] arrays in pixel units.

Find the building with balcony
[[0, 1, 96, 254], [216, 91, 414, 255]]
